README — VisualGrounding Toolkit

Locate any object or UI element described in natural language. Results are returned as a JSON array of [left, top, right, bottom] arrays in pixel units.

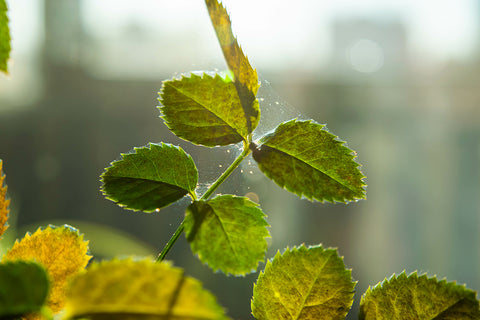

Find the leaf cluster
[[100, 0, 366, 276]]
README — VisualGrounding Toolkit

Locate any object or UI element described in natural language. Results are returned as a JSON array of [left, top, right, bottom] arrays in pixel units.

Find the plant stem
[[156, 142, 251, 262], [201, 142, 251, 200], [157, 220, 185, 262]]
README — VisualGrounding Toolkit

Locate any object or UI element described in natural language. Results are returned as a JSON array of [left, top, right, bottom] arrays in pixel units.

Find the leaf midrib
[[264, 142, 363, 196], [212, 208, 242, 272], [294, 251, 334, 320]]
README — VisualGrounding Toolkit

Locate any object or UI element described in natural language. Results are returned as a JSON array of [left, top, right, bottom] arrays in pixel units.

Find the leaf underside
[[0, 160, 9, 237], [3, 224, 91, 315], [64, 258, 230, 320], [159, 73, 258, 147], [101, 143, 198, 212], [184, 195, 270, 275], [252, 119, 366, 203], [360, 271, 480, 320], [205, 0, 260, 134], [0, 261, 49, 318], [0, 0, 10, 73], [251, 244, 355, 320]]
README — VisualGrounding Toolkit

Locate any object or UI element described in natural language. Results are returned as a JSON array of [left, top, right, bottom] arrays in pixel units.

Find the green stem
[[157, 220, 185, 262], [156, 142, 251, 262], [201, 142, 251, 200]]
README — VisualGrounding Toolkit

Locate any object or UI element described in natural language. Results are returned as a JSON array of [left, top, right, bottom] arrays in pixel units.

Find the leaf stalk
[[200, 141, 251, 200], [157, 220, 185, 262], [157, 142, 251, 262]]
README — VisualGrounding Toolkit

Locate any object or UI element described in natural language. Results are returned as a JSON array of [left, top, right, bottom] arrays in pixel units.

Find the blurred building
[[1, 1, 480, 320]]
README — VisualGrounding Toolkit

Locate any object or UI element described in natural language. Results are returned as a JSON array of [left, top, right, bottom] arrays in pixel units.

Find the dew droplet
[[155, 208, 160, 212], [219, 164, 223, 168], [249, 170, 253, 174], [241, 169, 244, 173]]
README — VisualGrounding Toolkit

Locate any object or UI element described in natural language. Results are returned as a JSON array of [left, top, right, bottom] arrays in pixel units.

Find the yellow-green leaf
[[63, 258, 230, 320], [0, 261, 49, 318], [252, 119, 366, 203], [360, 271, 480, 319], [184, 195, 270, 275], [0, 0, 10, 73], [251, 245, 355, 320], [101, 143, 198, 212], [0, 160, 9, 237], [3, 225, 91, 316], [205, 0, 260, 134], [159, 73, 259, 146]]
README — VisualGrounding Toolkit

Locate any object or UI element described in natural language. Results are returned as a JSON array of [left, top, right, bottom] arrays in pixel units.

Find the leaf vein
[[212, 211, 241, 265], [166, 82, 242, 138], [294, 251, 333, 320]]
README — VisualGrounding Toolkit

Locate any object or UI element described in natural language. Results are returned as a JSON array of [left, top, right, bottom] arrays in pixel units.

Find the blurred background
[[1, 0, 480, 318]]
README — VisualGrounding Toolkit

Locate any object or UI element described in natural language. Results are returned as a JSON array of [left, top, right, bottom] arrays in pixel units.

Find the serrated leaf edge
[[252, 244, 356, 319], [361, 270, 480, 319], [100, 142, 198, 210], [65, 257, 230, 320]]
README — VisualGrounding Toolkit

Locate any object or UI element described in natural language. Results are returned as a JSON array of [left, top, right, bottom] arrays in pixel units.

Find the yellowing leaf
[[0, 160, 9, 237], [360, 271, 480, 319], [251, 245, 355, 320], [205, 0, 260, 135], [3, 225, 91, 316], [64, 258, 230, 320]]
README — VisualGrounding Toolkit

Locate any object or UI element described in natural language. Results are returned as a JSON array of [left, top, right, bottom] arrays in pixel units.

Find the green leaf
[[0, 0, 10, 74], [63, 258, 230, 320], [205, 0, 260, 134], [184, 195, 269, 275], [251, 119, 366, 203], [251, 245, 355, 320], [0, 261, 50, 318], [159, 73, 259, 147], [101, 143, 198, 212], [360, 271, 480, 319]]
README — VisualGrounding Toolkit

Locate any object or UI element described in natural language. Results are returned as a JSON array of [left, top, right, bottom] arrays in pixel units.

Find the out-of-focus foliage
[[0, 261, 49, 319], [0, 0, 10, 73], [0, 160, 9, 237], [63, 258, 230, 320]]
